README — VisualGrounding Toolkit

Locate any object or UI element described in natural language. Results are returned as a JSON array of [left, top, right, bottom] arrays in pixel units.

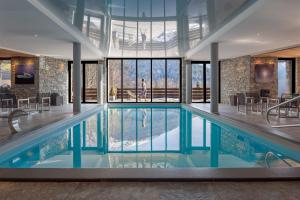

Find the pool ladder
[[266, 95, 300, 128], [8, 109, 28, 134], [264, 152, 292, 168]]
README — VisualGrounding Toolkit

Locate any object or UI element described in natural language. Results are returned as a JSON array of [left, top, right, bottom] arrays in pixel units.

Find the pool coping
[[0, 103, 300, 181]]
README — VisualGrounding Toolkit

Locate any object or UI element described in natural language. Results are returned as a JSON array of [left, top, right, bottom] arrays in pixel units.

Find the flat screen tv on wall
[[15, 64, 35, 84], [255, 63, 274, 83]]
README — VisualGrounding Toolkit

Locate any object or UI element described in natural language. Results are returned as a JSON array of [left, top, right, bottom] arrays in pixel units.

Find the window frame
[[191, 61, 211, 103], [68, 60, 99, 104], [107, 57, 182, 103]]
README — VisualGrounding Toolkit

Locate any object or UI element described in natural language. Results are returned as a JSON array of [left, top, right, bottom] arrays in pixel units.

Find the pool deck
[[191, 103, 300, 144]]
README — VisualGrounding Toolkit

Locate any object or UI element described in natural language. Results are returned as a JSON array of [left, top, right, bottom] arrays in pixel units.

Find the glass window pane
[[111, 0, 124, 16], [125, 0, 137, 17], [123, 109, 137, 151], [166, 109, 180, 151], [192, 64, 204, 102], [108, 60, 122, 102], [278, 60, 292, 97], [82, 15, 88, 35], [85, 63, 98, 103], [206, 64, 211, 102], [165, 21, 178, 57], [152, 59, 166, 102], [137, 60, 151, 102], [152, 0, 164, 17], [188, 16, 201, 49], [139, 0, 150, 18], [123, 21, 137, 57], [111, 20, 124, 57], [165, 0, 176, 17], [152, 22, 165, 57], [85, 115, 97, 147], [108, 109, 122, 151], [0, 60, 11, 87], [137, 108, 151, 151], [167, 59, 180, 102], [138, 22, 151, 57], [88, 16, 101, 48], [123, 60, 137, 102], [152, 109, 166, 151]]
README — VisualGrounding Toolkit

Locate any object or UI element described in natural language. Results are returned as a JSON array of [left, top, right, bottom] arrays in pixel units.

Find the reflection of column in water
[[210, 123, 221, 168], [73, 123, 81, 168]]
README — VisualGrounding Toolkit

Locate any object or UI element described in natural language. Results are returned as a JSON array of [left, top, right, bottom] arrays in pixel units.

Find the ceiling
[[0, 0, 101, 60], [1, 0, 300, 60], [190, 0, 300, 60], [257, 46, 300, 58], [0, 48, 35, 58]]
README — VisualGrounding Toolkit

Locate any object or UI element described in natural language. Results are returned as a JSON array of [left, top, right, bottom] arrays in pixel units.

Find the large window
[[107, 58, 181, 103], [0, 59, 11, 87], [278, 58, 296, 97], [192, 61, 211, 103]]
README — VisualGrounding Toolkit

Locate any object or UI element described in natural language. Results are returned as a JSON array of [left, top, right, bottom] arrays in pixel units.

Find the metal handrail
[[8, 109, 28, 134], [266, 95, 300, 128], [265, 152, 292, 168]]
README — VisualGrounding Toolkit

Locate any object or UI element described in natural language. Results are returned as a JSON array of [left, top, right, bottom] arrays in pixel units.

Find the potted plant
[[110, 86, 117, 101]]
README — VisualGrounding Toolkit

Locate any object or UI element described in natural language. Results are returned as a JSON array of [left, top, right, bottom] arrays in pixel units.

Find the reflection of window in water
[[142, 109, 147, 128]]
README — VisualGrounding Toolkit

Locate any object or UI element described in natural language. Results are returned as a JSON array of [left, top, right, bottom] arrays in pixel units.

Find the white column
[[72, 0, 84, 113], [210, 42, 219, 113], [73, 42, 81, 113], [185, 60, 192, 104]]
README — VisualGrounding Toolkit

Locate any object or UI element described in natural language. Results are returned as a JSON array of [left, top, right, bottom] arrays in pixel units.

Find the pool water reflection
[[1, 106, 300, 169]]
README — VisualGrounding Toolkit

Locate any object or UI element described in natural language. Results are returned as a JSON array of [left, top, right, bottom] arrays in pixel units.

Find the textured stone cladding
[[296, 58, 300, 93], [250, 57, 278, 98], [181, 59, 187, 103], [39, 56, 68, 104], [11, 57, 39, 99], [220, 56, 251, 104]]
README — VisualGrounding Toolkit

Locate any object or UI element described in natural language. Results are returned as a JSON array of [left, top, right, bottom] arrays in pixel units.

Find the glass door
[[192, 61, 211, 103], [69, 61, 98, 103]]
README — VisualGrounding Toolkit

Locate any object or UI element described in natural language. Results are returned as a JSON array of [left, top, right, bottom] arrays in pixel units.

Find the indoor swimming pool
[[1, 105, 300, 170]]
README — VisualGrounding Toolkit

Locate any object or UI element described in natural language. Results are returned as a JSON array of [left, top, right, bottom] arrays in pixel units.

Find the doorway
[[191, 61, 211, 103], [68, 61, 99, 103]]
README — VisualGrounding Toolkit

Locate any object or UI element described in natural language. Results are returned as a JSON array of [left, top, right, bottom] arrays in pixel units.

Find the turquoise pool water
[[0, 105, 300, 169]]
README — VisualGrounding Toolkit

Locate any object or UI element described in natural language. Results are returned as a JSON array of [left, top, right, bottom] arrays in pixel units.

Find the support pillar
[[210, 42, 219, 113], [73, 42, 81, 113]]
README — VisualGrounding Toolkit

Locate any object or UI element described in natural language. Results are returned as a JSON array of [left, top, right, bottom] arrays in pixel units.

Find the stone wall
[[220, 56, 279, 104], [296, 58, 300, 94], [250, 57, 278, 98], [39, 56, 68, 104], [220, 56, 251, 104], [181, 59, 188, 103], [11, 57, 39, 99]]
